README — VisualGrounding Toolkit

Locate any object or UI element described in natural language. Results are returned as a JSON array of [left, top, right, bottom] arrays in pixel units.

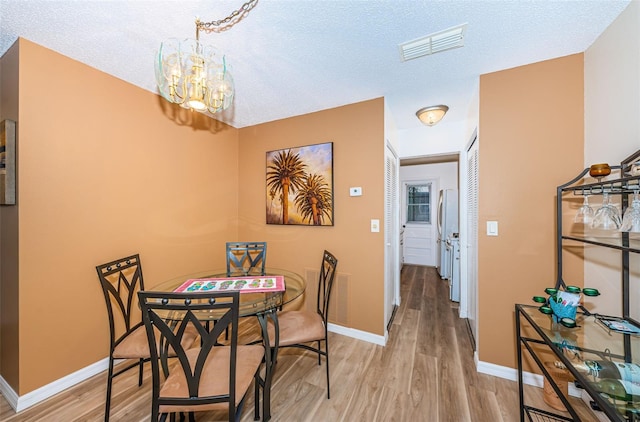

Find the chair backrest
[[226, 241, 267, 276], [96, 254, 145, 348], [316, 250, 338, 323], [138, 290, 241, 415]]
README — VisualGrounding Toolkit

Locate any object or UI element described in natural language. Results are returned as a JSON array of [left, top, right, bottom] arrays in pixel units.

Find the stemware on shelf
[[620, 190, 640, 233], [591, 192, 622, 230], [574, 195, 594, 224]]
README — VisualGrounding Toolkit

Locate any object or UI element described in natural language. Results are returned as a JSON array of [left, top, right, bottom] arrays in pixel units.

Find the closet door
[[384, 143, 400, 331], [466, 136, 479, 348]]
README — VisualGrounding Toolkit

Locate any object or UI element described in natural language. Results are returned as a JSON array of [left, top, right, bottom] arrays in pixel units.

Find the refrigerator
[[437, 189, 458, 280]]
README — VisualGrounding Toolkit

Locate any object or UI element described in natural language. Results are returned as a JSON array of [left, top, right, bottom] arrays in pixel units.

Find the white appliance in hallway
[[437, 189, 459, 283], [447, 234, 461, 302]]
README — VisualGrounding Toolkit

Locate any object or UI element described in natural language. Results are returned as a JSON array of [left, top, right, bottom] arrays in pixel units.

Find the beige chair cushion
[[158, 345, 264, 414], [267, 310, 325, 348], [113, 324, 199, 359]]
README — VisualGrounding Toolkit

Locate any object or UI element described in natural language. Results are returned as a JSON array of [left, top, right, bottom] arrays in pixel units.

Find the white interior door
[[384, 144, 400, 332], [466, 137, 479, 348], [402, 179, 437, 266]]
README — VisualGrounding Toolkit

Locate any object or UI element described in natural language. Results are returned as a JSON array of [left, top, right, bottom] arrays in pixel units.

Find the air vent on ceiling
[[399, 23, 467, 62]]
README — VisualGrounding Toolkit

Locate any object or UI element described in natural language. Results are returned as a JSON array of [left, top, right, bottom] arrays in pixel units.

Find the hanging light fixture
[[155, 1, 257, 115], [416, 105, 449, 126]]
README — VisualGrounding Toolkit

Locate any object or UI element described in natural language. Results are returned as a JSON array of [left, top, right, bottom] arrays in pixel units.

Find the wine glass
[[591, 192, 622, 230], [574, 195, 594, 224], [620, 190, 640, 232]]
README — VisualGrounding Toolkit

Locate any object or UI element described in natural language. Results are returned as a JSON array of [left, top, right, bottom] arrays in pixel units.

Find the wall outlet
[[350, 187, 362, 196]]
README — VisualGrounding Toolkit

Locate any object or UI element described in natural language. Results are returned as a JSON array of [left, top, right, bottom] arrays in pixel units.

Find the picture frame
[[0, 119, 16, 205], [266, 142, 333, 226]]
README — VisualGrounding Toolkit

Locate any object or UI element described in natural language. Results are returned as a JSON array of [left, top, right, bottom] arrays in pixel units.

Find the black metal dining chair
[[226, 242, 267, 276], [266, 250, 338, 399], [138, 290, 264, 422], [95, 254, 149, 421], [224, 241, 268, 340], [96, 254, 199, 421]]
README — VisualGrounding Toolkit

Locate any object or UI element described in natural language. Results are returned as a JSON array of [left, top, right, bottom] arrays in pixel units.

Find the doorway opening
[[400, 153, 459, 270]]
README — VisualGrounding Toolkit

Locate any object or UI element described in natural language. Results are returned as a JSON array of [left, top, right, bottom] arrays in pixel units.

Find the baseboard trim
[[0, 376, 19, 411], [476, 359, 581, 397], [1, 358, 109, 413], [327, 322, 386, 346]]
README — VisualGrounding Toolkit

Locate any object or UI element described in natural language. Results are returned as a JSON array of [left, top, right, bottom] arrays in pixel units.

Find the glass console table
[[517, 304, 640, 421]]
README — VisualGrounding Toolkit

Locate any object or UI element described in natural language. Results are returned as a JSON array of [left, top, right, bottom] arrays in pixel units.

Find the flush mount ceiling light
[[155, 0, 257, 115], [416, 105, 449, 126]]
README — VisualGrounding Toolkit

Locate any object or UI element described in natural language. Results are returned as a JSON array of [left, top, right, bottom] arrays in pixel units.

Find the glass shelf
[[518, 304, 640, 421]]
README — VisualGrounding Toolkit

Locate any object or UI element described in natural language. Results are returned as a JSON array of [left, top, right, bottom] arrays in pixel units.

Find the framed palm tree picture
[[266, 142, 333, 226]]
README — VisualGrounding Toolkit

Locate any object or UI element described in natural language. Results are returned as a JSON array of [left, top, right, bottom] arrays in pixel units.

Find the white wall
[[400, 162, 458, 193], [464, 80, 480, 144], [584, 0, 640, 317], [585, 1, 639, 166], [384, 98, 399, 153], [397, 120, 468, 158]]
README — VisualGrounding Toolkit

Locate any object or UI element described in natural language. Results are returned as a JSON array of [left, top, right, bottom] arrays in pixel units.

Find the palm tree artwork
[[266, 149, 307, 224], [266, 142, 333, 225], [294, 173, 333, 225]]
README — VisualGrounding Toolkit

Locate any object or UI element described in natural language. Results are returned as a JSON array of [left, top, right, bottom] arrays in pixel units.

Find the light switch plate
[[350, 187, 362, 196], [487, 221, 498, 236], [371, 219, 380, 232]]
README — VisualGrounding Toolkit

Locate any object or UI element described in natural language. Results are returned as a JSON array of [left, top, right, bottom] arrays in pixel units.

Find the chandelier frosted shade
[[155, 38, 234, 114], [416, 105, 449, 126]]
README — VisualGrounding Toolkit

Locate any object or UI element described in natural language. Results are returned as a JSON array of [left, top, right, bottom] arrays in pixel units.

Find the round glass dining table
[[152, 267, 306, 317], [150, 267, 306, 422]]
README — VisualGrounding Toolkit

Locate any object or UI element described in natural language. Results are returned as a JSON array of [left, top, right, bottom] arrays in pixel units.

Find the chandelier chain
[[197, 0, 258, 29]]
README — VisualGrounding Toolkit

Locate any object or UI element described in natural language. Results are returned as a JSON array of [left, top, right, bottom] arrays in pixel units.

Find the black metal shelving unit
[[517, 148, 640, 422]]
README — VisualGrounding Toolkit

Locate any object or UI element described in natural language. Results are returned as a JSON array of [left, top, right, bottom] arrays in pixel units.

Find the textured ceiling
[[0, 0, 631, 130]]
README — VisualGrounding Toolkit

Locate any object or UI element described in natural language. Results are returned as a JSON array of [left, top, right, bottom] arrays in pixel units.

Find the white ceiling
[[0, 0, 631, 130]]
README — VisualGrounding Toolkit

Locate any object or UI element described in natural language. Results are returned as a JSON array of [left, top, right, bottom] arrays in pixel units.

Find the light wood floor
[[1, 265, 599, 421]]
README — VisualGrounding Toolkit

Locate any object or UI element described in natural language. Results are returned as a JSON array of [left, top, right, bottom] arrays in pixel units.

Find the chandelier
[[155, 1, 257, 114]]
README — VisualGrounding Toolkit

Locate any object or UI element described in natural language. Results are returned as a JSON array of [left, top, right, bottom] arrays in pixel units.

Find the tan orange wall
[[7, 38, 240, 394], [238, 99, 386, 335], [1, 38, 386, 397], [0, 41, 20, 392], [478, 54, 584, 368]]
